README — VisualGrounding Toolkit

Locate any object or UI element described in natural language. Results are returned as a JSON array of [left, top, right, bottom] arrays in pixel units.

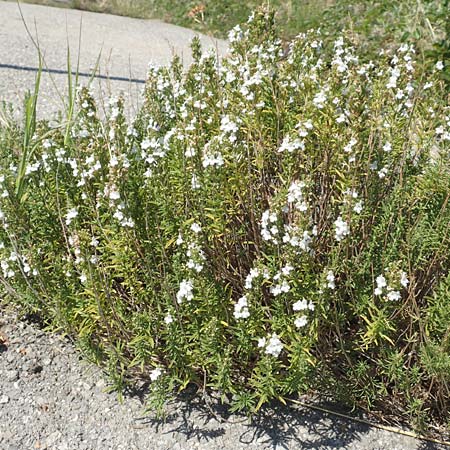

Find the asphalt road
[[0, 1, 227, 118]]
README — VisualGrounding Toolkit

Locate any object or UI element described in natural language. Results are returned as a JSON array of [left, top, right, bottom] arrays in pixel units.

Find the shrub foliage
[[0, 9, 449, 432]]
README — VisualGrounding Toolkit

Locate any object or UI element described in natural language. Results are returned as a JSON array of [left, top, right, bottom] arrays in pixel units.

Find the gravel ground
[[0, 307, 447, 450]]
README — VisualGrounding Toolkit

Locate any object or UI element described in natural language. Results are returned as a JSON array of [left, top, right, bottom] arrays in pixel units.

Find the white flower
[[343, 138, 357, 153], [278, 135, 304, 153], [176, 233, 184, 246], [202, 151, 224, 168], [265, 333, 283, 357], [395, 89, 404, 100], [271, 279, 290, 296], [313, 90, 327, 108], [294, 315, 308, 328], [190, 222, 201, 234], [191, 174, 201, 190], [281, 280, 291, 293], [234, 295, 250, 319], [150, 367, 163, 381], [282, 265, 294, 276], [287, 181, 306, 204], [326, 271, 336, 289], [334, 216, 349, 241], [378, 166, 388, 179], [386, 290, 401, 301], [383, 142, 392, 152], [164, 313, 173, 324], [293, 299, 308, 311], [109, 190, 120, 201], [435, 61, 444, 71], [65, 208, 78, 226], [79, 273, 87, 284], [270, 285, 282, 296], [245, 268, 260, 289], [220, 115, 239, 135], [353, 201, 363, 214], [257, 337, 267, 348], [113, 210, 124, 222], [376, 275, 387, 289], [336, 114, 346, 123], [374, 275, 387, 295], [400, 272, 409, 287], [110, 156, 118, 167], [176, 279, 194, 304]]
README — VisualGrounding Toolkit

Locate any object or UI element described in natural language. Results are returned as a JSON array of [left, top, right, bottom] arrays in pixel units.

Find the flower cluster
[[334, 216, 349, 242], [233, 295, 250, 319], [374, 270, 409, 301], [292, 298, 315, 328], [258, 333, 284, 357], [270, 264, 294, 296], [261, 210, 279, 243], [176, 279, 194, 304], [287, 181, 308, 212]]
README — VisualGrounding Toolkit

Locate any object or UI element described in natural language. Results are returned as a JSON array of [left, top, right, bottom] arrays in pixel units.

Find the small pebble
[[6, 370, 19, 382]]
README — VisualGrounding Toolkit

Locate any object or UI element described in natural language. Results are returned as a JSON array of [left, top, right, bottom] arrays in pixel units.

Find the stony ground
[[0, 306, 447, 450]]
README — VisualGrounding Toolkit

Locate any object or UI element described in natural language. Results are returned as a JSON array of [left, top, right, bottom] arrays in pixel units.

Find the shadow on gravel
[[130, 384, 449, 450]]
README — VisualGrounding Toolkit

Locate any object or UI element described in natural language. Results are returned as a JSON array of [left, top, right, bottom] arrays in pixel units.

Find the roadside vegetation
[[1, 0, 449, 440], [16, 0, 449, 81]]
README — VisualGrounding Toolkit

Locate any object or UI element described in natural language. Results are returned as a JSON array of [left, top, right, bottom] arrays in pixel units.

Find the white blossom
[[326, 271, 336, 289], [234, 295, 250, 319], [400, 272, 409, 288], [334, 216, 349, 241], [65, 208, 78, 226], [190, 222, 202, 234], [278, 135, 304, 153], [150, 367, 163, 381], [257, 337, 266, 348], [374, 275, 387, 296], [378, 166, 388, 179], [245, 268, 260, 289], [164, 313, 173, 324], [176, 279, 194, 304], [383, 142, 392, 152], [294, 315, 308, 328], [353, 201, 363, 214], [386, 290, 401, 301], [265, 333, 283, 357], [313, 90, 327, 109]]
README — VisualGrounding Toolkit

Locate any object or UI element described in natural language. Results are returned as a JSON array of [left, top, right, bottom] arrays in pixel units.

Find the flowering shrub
[[1, 9, 449, 433]]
